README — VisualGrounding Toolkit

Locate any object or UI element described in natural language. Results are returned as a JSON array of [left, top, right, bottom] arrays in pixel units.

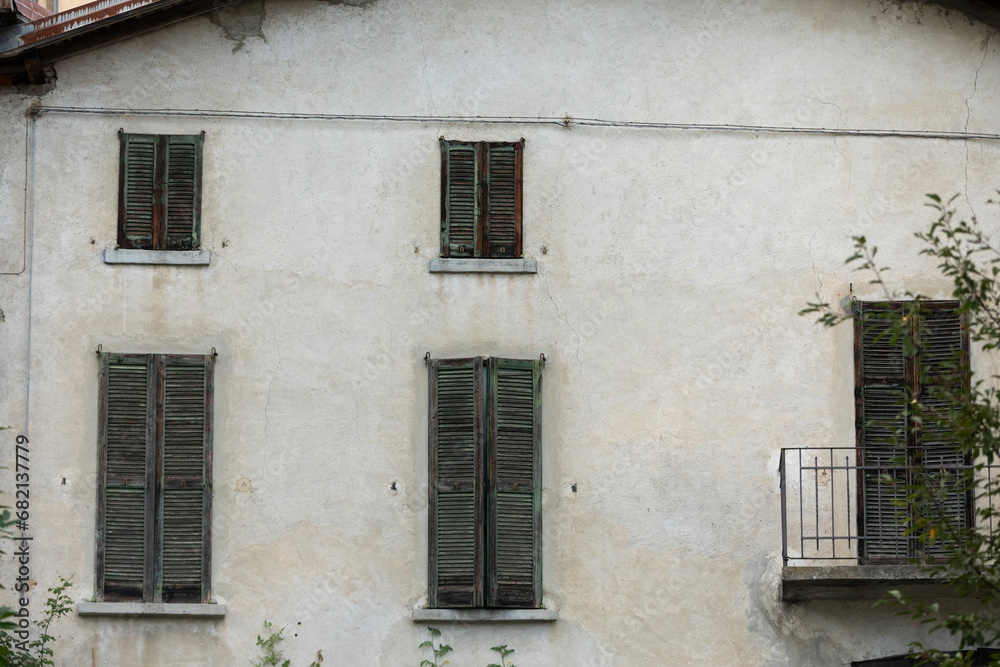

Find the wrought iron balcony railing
[[779, 447, 1000, 565]]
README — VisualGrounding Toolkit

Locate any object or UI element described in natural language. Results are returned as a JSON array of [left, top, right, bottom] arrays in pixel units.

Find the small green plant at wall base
[[488, 644, 516, 667], [251, 621, 290, 667], [0, 576, 74, 667], [249, 620, 323, 667], [419, 626, 452, 667]]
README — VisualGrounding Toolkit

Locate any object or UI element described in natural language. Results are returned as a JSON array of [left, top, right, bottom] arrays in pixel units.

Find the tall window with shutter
[[855, 301, 970, 561], [440, 139, 523, 259], [119, 132, 203, 251], [427, 357, 541, 608], [96, 352, 213, 603]]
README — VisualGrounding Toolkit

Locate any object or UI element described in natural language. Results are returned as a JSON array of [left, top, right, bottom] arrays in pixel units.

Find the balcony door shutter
[[98, 353, 155, 600], [483, 143, 522, 259], [159, 355, 213, 602], [164, 135, 203, 251], [119, 134, 158, 250], [915, 303, 970, 557], [487, 358, 541, 608], [428, 358, 484, 607], [856, 302, 911, 560], [441, 141, 479, 258]]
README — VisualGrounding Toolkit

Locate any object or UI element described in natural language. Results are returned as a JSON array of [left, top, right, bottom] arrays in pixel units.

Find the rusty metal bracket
[[424, 352, 430, 365], [211, 347, 217, 358], [539, 353, 546, 366], [96, 344, 102, 356]]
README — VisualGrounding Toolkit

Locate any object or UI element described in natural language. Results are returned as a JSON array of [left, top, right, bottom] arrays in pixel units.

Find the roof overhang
[[0, 0, 236, 85], [0, 0, 50, 27], [934, 0, 1000, 29]]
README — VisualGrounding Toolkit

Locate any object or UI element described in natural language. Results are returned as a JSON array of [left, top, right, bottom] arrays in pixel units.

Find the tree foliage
[[804, 194, 1000, 667]]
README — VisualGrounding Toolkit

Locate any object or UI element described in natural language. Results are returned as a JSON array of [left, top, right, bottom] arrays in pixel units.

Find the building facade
[[2, 0, 1000, 664]]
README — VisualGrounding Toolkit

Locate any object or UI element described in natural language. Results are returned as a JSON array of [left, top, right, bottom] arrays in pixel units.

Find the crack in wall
[[964, 33, 990, 217]]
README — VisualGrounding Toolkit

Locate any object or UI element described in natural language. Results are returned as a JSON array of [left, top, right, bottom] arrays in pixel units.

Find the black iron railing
[[779, 447, 1000, 565]]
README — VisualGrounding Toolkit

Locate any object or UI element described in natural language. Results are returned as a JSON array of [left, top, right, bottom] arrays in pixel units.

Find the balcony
[[779, 447, 999, 602]]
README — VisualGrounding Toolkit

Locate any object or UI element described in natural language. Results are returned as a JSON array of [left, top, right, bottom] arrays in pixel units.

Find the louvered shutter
[[119, 134, 158, 250], [441, 141, 479, 258], [915, 303, 970, 558], [98, 353, 155, 600], [487, 358, 541, 608], [483, 143, 522, 259], [159, 355, 213, 602], [428, 358, 484, 607], [163, 135, 203, 251], [857, 303, 912, 560]]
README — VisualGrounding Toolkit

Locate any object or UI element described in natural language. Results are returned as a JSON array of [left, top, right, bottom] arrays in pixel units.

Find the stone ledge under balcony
[[781, 565, 956, 602]]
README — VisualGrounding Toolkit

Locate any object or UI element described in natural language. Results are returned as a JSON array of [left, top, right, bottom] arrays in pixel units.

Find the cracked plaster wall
[[2, 0, 1000, 665]]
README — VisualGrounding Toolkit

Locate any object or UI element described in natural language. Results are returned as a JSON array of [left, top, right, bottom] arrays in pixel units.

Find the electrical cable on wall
[[30, 105, 1000, 142]]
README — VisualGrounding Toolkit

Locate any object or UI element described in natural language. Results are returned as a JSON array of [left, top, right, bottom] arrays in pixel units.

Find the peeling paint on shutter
[[119, 134, 158, 250], [98, 353, 154, 600], [159, 355, 213, 602], [97, 352, 213, 603], [856, 301, 971, 561], [857, 303, 911, 560], [441, 141, 479, 258], [164, 135, 203, 251], [487, 358, 541, 608], [916, 303, 970, 558], [428, 358, 483, 607], [484, 143, 522, 259]]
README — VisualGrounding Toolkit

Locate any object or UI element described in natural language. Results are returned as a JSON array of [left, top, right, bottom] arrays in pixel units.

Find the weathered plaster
[[209, 0, 267, 53], [1, 1, 999, 665]]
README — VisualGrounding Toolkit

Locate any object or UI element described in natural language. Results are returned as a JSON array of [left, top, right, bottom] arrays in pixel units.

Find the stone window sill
[[101, 249, 211, 266], [429, 258, 537, 274], [412, 606, 557, 623], [77, 602, 226, 618]]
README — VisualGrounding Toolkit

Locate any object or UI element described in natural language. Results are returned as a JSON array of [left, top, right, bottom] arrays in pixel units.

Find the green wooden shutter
[[857, 303, 911, 560], [483, 143, 522, 259], [428, 358, 484, 607], [98, 353, 155, 601], [487, 358, 541, 608], [164, 135, 203, 251], [119, 134, 159, 250], [159, 354, 213, 602], [441, 140, 479, 258], [915, 303, 970, 558]]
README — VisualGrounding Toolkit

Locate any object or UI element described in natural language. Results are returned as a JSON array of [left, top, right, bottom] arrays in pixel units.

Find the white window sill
[[77, 602, 226, 618], [429, 258, 537, 274], [412, 607, 557, 623], [101, 249, 211, 266]]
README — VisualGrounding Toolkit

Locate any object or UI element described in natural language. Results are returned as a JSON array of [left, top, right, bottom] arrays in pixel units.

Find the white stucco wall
[[2, 0, 1000, 664]]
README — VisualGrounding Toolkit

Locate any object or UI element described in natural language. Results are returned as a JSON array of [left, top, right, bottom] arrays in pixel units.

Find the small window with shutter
[[427, 357, 541, 608], [440, 139, 523, 259], [96, 352, 214, 603], [855, 301, 970, 561], [118, 132, 203, 251]]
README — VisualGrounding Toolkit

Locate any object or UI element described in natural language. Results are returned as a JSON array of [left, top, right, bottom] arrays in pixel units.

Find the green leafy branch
[[419, 627, 452, 667], [487, 644, 517, 667]]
